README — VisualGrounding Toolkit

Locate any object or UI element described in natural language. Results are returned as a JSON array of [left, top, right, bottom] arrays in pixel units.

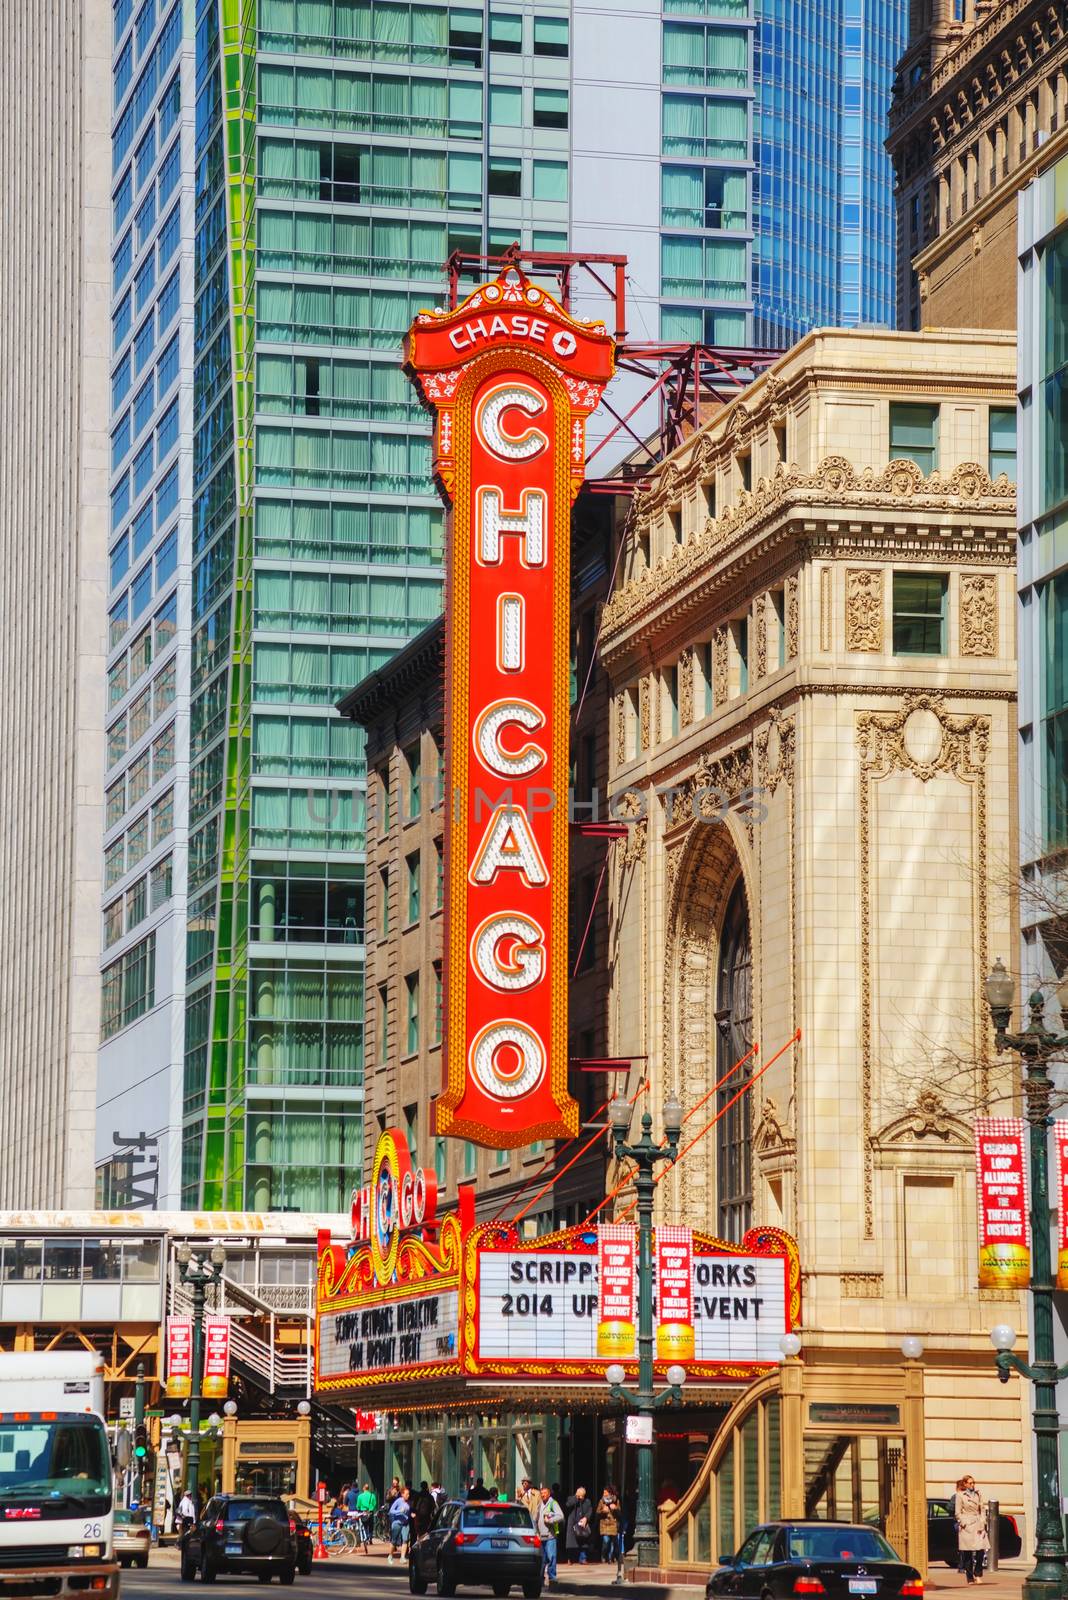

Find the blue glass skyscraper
[[752, 0, 907, 346]]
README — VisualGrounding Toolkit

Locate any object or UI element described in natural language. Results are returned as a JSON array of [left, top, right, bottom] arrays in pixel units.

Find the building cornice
[[600, 456, 1016, 671]]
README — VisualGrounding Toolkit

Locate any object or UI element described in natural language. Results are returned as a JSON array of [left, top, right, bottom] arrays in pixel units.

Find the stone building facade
[[887, 0, 1068, 330], [599, 328, 1031, 1523]]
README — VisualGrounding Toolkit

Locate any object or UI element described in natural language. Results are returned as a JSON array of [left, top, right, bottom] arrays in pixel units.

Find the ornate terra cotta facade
[[599, 328, 1032, 1526]]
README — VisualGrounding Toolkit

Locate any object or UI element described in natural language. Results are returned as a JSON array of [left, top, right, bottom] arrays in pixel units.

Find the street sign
[[317, 1482, 327, 1504], [625, 1416, 652, 1445], [119, 1397, 135, 1419]]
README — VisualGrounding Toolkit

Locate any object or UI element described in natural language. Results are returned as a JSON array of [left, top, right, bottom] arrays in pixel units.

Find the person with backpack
[[387, 1485, 411, 1565], [535, 1485, 565, 1587]]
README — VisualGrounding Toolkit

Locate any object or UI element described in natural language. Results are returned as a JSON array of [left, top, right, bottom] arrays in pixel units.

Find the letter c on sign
[[475, 383, 548, 462], [473, 699, 546, 778]]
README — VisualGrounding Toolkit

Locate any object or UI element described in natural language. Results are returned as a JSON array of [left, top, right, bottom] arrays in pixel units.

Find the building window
[[662, 94, 747, 160], [463, 1141, 477, 1178], [379, 868, 389, 937], [715, 883, 752, 1241], [488, 157, 521, 197], [1043, 573, 1068, 848], [405, 741, 421, 817], [435, 839, 444, 909], [734, 617, 749, 693], [667, 661, 680, 736], [661, 235, 746, 300], [661, 165, 746, 231], [662, 22, 748, 88], [433, 962, 443, 1044], [533, 15, 567, 55], [702, 639, 714, 714], [489, 11, 522, 51], [448, 6, 482, 66], [532, 160, 567, 202], [533, 89, 568, 129], [989, 406, 1017, 480], [490, 84, 522, 126], [889, 402, 939, 474], [101, 932, 156, 1040], [406, 851, 421, 924], [377, 984, 389, 1065], [405, 973, 419, 1055], [404, 1104, 418, 1162], [892, 572, 947, 656], [1042, 230, 1068, 515]]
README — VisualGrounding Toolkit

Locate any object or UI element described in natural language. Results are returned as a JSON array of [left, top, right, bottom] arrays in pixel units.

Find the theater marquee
[[405, 273, 615, 1149], [315, 1144, 800, 1398]]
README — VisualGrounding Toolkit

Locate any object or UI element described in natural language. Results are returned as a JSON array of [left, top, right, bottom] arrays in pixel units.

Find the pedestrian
[[596, 1485, 621, 1564], [177, 1489, 198, 1539], [520, 1479, 540, 1525], [565, 1486, 594, 1565], [414, 1482, 436, 1536], [954, 1475, 990, 1583], [535, 1484, 564, 1588], [467, 1475, 488, 1501], [355, 1481, 377, 1552], [387, 1485, 411, 1565], [430, 1481, 446, 1508]]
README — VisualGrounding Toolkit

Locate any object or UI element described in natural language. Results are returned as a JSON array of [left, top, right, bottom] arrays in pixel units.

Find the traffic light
[[134, 1424, 148, 1460]]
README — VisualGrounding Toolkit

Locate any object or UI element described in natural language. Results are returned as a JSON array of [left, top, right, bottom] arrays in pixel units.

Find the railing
[[169, 1275, 313, 1396]]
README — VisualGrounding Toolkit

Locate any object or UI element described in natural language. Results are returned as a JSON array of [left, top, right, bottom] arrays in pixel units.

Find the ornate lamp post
[[606, 1091, 686, 1571], [175, 1241, 226, 1499], [984, 958, 1068, 1600]]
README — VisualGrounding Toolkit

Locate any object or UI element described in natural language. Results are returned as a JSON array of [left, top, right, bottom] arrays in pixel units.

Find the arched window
[[715, 880, 752, 1241]]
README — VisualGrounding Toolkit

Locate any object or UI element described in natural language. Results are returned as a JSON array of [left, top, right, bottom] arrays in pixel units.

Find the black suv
[[180, 1495, 298, 1584]]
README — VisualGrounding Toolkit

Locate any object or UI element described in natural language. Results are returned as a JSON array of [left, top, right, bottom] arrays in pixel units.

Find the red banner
[[203, 1316, 230, 1400], [1055, 1122, 1068, 1290], [975, 1117, 1030, 1288], [406, 273, 613, 1147], [656, 1225, 694, 1363], [166, 1317, 192, 1399], [597, 1224, 636, 1358]]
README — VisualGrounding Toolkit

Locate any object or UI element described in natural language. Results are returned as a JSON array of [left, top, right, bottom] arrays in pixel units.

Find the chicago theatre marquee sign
[[316, 1132, 801, 1398], [405, 272, 614, 1148]]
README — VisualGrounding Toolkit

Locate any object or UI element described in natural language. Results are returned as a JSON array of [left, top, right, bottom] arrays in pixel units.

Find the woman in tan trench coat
[[953, 1475, 990, 1583]]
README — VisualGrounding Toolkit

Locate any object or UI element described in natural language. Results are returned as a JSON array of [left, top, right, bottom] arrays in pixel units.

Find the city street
[[119, 1550, 1033, 1600]]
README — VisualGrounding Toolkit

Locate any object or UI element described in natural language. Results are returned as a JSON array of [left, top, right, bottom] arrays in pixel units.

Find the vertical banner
[[1055, 1122, 1068, 1290], [166, 1317, 192, 1399], [975, 1117, 1031, 1288], [405, 272, 614, 1147], [597, 1224, 636, 1358], [202, 1316, 231, 1399], [656, 1225, 695, 1363]]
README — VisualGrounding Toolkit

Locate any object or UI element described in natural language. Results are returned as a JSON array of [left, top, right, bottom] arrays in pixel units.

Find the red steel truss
[[446, 245, 781, 486]]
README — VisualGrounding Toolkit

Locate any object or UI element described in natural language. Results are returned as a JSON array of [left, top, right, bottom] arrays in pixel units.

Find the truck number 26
[[83, 1522, 103, 1539]]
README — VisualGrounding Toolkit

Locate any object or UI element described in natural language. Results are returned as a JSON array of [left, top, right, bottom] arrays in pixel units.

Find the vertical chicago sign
[[405, 272, 614, 1146]]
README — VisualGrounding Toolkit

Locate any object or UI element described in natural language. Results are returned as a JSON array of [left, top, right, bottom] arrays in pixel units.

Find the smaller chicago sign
[[405, 272, 614, 1149]]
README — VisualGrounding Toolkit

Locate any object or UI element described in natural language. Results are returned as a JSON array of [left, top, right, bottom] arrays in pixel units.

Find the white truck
[[0, 1353, 119, 1600]]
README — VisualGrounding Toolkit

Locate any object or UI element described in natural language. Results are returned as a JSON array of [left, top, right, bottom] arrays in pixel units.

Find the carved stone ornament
[[615, 693, 627, 767], [845, 568, 884, 652], [871, 1086, 974, 1149], [639, 676, 651, 752], [960, 572, 997, 656], [753, 1096, 796, 1161], [678, 647, 695, 727], [841, 1273, 884, 1299], [713, 627, 729, 705], [619, 816, 648, 867], [755, 709, 796, 795], [754, 598, 767, 680], [786, 574, 799, 660]]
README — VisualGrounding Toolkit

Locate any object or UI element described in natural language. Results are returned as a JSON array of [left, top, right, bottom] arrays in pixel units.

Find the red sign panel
[[656, 1224, 694, 1363], [166, 1317, 192, 1399], [406, 273, 614, 1146], [975, 1117, 1030, 1288], [203, 1316, 230, 1400], [596, 1224, 636, 1358], [1055, 1122, 1068, 1290]]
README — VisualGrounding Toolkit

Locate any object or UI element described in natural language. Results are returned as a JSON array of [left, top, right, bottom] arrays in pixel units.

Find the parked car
[[113, 1508, 151, 1569], [706, 1521, 924, 1600], [180, 1494, 298, 1584], [927, 1498, 1022, 1566], [409, 1499, 542, 1597], [292, 1512, 314, 1575]]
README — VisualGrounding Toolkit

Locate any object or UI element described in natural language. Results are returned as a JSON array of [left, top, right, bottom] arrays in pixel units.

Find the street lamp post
[[606, 1091, 686, 1572], [176, 1241, 226, 1500], [984, 958, 1068, 1600]]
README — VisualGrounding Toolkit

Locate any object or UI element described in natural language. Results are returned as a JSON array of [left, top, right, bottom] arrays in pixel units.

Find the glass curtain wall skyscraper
[[100, 0, 906, 1212]]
